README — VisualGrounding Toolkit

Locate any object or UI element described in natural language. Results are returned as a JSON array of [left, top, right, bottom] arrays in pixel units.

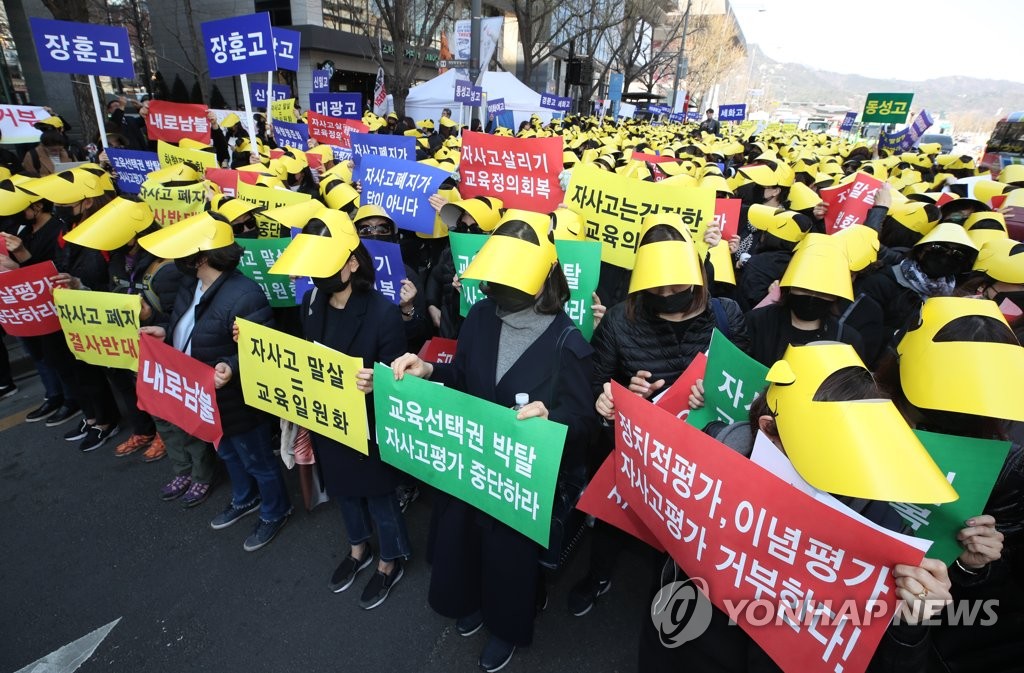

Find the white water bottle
[[512, 393, 529, 411]]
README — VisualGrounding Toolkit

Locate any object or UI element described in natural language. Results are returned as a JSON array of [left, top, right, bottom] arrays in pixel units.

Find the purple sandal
[[160, 475, 192, 501]]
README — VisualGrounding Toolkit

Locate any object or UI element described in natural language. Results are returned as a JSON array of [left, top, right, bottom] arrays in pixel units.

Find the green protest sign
[[686, 328, 768, 430], [556, 239, 601, 341], [861, 93, 914, 124], [237, 237, 295, 308], [372, 362, 568, 546], [449, 231, 488, 317], [891, 430, 1011, 564]]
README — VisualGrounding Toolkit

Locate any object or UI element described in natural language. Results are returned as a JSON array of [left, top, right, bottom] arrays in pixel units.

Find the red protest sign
[[577, 453, 665, 551], [146, 100, 212, 144], [0, 260, 60, 336], [205, 168, 239, 197], [459, 131, 565, 211], [935, 192, 956, 207], [822, 173, 883, 234], [136, 334, 224, 446], [305, 151, 323, 172], [307, 111, 367, 149], [417, 337, 458, 364], [713, 198, 742, 240], [612, 382, 926, 673], [0, 234, 7, 258], [631, 151, 678, 164], [653, 351, 707, 420]]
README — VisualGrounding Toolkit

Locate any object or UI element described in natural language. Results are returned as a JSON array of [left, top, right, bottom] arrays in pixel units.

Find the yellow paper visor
[[138, 213, 233, 259], [461, 237, 552, 295], [269, 233, 356, 278], [628, 241, 704, 293], [63, 198, 154, 250]]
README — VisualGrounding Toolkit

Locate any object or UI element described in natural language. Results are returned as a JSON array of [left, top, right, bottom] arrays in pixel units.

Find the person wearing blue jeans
[[336, 493, 412, 580], [210, 420, 292, 550]]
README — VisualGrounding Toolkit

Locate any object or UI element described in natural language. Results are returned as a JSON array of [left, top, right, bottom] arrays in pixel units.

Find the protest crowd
[[1, 84, 1023, 673]]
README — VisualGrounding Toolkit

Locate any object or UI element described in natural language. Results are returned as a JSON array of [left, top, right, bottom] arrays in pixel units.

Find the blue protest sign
[[839, 111, 857, 132], [540, 93, 561, 111], [29, 18, 135, 79], [106, 149, 161, 194], [469, 86, 483, 108], [362, 239, 407, 305], [718, 104, 746, 121], [273, 120, 309, 151], [248, 82, 291, 106], [487, 98, 506, 116], [350, 132, 416, 164], [902, 110, 934, 152], [686, 110, 701, 122], [201, 12, 277, 79], [309, 92, 362, 119], [649, 104, 670, 115], [312, 70, 331, 93], [669, 112, 685, 123], [455, 80, 475, 104], [272, 28, 301, 72], [353, 154, 449, 234], [609, 73, 624, 103]]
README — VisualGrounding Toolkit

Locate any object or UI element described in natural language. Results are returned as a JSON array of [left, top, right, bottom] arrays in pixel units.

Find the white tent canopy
[[404, 70, 555, 132]]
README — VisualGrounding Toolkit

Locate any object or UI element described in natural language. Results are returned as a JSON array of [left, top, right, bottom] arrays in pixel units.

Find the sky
[[730, 0, 1024, 84]]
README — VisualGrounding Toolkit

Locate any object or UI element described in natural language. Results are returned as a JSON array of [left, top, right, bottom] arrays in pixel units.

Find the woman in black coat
[[272, 208, 411, 610], [392, 211, 595, 673]]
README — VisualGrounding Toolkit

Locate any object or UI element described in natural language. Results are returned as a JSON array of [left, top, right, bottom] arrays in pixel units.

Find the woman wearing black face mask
[[353, 204, 431, 355], [272, 208, 412, 609], [391, 211, 594, 672], [571, 217, 748, 624], [745, 234, 867, 367], [859, 222, 979, 342]]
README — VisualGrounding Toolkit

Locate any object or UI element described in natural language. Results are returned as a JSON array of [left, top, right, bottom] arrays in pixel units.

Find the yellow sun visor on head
[[781, 234, 854, 300], [737, 164, 779, 187], [221, 113, 241, 129], [63, 198, 155, 250], [829, 224, 879, 273], [708, 240, 736, 286], [23, 169, 105, 204], [261, 199, 326, 227], [269, 208, 360, 278], [973, 238, 1024, 284], [214, 196, 261, 223], [417, 186, 459, 239], [461, 210, 557, 295], [914, 221, 979, 251], [551, 208, 586, 241], [440, 196, 504, 232], [898, 296, 1024, 422], [787, 182, 823, 212], [766, 342, 958, 503], [0, 179, 40, 216], [319, 175, 359, 212], [627, 240, 704, 294], [138, 211, 234, 260], [748, 204, 807, 243]]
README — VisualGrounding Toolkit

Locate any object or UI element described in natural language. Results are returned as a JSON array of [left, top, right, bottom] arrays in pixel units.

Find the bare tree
[[153, 0, 207, 102], [368, 0, 453, 115], [681, 12, 743, 107]]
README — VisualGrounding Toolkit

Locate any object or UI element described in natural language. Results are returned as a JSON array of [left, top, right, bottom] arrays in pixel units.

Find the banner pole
[[88, 76, 109, 150], [238, 73, 260, 160]]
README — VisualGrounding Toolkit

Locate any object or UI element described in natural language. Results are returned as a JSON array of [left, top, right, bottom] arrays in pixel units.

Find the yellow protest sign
[[565, 163, 716, 269], [140, 178, 207, 226], [271, 98, 296, 123], [158, 140, 219, 172], [237, 183, 312, 238], [53, 288, 141, 370], [236, 318, 369, 454]]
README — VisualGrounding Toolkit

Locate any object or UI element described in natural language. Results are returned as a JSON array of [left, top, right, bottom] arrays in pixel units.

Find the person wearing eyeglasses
[[857, 222, 979, 342]]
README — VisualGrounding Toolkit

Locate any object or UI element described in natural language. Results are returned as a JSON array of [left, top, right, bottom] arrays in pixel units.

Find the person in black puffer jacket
[[140, 212, 292, 551], [566, 215, 749, 619]]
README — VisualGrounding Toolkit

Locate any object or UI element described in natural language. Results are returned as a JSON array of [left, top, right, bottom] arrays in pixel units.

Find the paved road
[[0, 372, 654, 673]]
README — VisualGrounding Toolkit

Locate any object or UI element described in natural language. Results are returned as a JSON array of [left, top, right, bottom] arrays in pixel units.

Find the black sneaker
[[64, 418, 89, 441], [243, 514, 289, 552], [329, 546, 374, 593], [45, 404, 82, 427], [456, 611, 484, 637], [210, 499, 261, 530], [79, 424, 119, 452], [0, 383, 17, 399], [358, 560, 404, 610], [397, 485, 420, 513], [567, 574, 612, 617], [478, 635, 516, 673], [25, 398, 63, 423]]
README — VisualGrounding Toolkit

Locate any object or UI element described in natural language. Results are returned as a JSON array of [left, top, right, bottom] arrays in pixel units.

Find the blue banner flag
[[540, 94, 571, 111], [106, 149, 161, 194], [609, 73, 624, 103], [312, 69, 331, 93], [362, 239, 407, 306], [201, 12, 277, 79], [686, 110, 701, 122], [839, 111, 857, 132], [350, 132, 416, 164], [352, 154, 449, 234], [455, 80, 474, 104], [718, 104, 746, 121], [309, 92, 362, 119], [273, 120, 310, 151], [248, 82, 291, 107], [669, 112, 685, 123], [29, 18, 136, 79], [272, 28, 301, 72], [487, 98, 506, 116]]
